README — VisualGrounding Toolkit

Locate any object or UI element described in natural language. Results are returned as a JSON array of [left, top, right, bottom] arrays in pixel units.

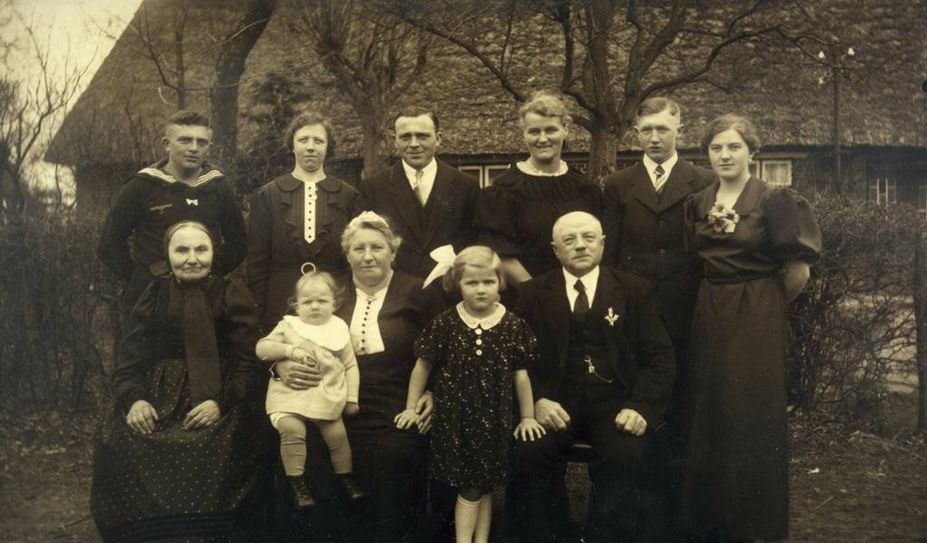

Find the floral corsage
[[707, 203, 740, 234]]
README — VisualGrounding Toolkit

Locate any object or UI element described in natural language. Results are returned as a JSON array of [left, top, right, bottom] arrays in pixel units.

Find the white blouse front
[[349, 283, 389, 355]]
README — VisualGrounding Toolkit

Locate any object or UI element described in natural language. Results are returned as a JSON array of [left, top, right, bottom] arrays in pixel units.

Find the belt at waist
[[704, 270, 779, 284]]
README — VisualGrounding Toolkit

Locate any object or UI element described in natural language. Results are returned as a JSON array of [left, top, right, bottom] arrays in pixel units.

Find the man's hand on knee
[[615, 408, 647, 436], [535, 398, 571, 431]]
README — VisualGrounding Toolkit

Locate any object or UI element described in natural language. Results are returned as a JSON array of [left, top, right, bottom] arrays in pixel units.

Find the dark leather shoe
[[287, 475, 316, 509], [338, 473, 365, 501]]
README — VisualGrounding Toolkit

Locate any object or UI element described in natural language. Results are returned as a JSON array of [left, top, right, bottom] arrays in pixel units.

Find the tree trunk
[[585, 122, 617, 185], [210, 0, 277, 178], [915, 231, 927, 432], [360, 118, 389, 178], [174, 6, 187, 109]]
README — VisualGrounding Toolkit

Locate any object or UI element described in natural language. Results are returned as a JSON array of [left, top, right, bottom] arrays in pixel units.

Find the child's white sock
[[455, 495, 480, 543], [474, 493, 492, 543]]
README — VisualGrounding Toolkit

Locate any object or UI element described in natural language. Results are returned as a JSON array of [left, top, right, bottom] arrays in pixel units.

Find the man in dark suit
[[508, 211, 675, 543], [357, 106, 479, 279], [601, 96, 714, 539]]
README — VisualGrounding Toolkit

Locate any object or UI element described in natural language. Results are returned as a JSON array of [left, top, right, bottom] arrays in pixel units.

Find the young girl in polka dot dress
[[257, 264, 364, 509], [395, 246, 545, 543]]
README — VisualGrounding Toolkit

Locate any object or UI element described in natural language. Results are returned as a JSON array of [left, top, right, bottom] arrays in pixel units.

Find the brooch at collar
[[604, 307, 619, 327]]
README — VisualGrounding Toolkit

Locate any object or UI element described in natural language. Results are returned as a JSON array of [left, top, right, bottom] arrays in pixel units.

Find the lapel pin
[[604, 307, 619, 327]]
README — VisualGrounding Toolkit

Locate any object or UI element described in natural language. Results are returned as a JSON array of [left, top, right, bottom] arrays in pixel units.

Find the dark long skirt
[[685, 277, 790, 540], [91, 358, 259, 542]]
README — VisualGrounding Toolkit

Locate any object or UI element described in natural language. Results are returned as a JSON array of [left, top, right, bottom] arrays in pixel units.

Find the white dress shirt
[[642, 152, 679, 190], [402, 158, 437, 204], [562, 266, 600, 312]]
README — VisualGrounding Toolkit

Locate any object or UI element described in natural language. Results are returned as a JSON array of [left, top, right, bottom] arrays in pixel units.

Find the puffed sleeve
[[509, 315, 539, 372], [474, 176, 521, 259], [258, 319, 290, 345], [112, 280, 161, 413], [765, 187, 822, 264], [217, 277, 262, 412], [414, 310, 449, 368]]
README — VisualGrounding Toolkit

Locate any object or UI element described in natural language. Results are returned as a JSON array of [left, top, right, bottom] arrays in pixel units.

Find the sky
[[6, 0, 141, 83], [4, 0, 143, 199]]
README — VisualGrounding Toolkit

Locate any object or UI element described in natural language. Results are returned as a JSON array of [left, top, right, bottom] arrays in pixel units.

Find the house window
[[761, 160, 793, 186], [748, 159, 792, 186], [869, 177, 896, 205], [457, 164, 511, 188], [485, 165, 510, 187], [458, 166, 483, 184]]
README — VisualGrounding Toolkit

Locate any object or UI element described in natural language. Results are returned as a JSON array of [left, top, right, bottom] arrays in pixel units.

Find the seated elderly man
[[507, 211, 675, 543]]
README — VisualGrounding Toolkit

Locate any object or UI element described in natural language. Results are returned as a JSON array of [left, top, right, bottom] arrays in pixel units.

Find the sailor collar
[[137, 159, 224, 188]]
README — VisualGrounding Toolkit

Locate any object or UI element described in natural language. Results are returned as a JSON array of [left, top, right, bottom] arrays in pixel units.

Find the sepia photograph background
[[1, 0, 926, 541]]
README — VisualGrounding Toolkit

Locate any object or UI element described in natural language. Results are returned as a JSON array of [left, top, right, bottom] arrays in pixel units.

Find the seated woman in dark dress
[[247, 109, 359, 333], [91, 221, 262, 542], [474, 91, 601, 285], [275, 211, 443, 542], [684, 115, 821, 542]]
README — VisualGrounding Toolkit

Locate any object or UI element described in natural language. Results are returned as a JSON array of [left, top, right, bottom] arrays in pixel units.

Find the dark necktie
[[654, 164, 667, 194], [573, 279, 589, 315]]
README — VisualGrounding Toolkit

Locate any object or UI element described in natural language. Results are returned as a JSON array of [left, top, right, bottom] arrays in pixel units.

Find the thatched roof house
[[47, 0, 927, 215]]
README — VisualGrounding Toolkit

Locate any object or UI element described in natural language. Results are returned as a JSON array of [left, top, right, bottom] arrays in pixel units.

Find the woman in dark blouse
[[91, 221, 262, 542], [475, 91, 601, 284], [684, 115, 821, 542], [247, 109, 359, 332]]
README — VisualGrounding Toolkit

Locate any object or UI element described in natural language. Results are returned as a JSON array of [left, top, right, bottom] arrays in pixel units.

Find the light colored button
[[475, 349, 483, 356], [475, 339, 483, 346], [474, 328, 483, 335]]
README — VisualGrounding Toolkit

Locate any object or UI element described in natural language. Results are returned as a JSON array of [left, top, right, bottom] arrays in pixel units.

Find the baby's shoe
[[287, 475, 316, 509], [338, 473, 365, 501]]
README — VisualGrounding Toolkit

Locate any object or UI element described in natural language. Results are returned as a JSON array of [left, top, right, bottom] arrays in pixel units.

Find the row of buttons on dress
[[357, 296, 373, 354]]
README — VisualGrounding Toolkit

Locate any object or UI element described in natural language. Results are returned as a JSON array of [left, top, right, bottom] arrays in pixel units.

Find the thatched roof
[[46, 0, 927, 168]]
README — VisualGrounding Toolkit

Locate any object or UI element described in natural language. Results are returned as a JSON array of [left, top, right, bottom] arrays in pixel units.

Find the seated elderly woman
[[91, 220, 262, 542], [275, 211, 443, 542]]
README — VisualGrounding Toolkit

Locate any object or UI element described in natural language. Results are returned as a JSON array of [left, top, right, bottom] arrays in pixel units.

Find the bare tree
[[392, 0, 790, 181], [118, 0, 194, 108], [210, 0, 277, 171], [292, 0, 431, 177], [0, 9, 90, 213]]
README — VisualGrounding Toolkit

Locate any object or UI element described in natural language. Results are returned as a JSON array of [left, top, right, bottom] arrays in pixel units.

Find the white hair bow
[[422, 244, 456, 289]]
